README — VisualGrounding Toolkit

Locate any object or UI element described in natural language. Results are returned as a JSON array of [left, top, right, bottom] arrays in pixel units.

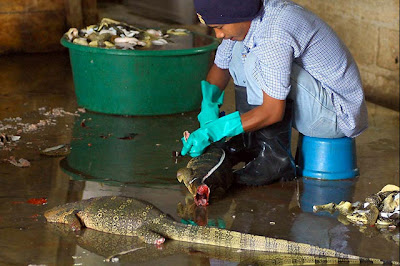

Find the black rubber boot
[[222, 86, 261, 166], [231, 86, 297, 186]]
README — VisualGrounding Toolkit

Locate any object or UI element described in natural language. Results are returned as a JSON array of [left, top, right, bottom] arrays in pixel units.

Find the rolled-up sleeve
[[214, 39, 236, 69], [252, 40, 294, 100]]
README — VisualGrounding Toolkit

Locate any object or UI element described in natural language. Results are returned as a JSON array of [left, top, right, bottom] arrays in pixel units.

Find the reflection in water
[[177, 183, 300, 237], [60, 111, 198, 188], [48, 222, 360, 265], [300, 178, 356, 215], [299, 180, 400, 247], [290, 178, 356, 255], [177, 196, 232, 228]]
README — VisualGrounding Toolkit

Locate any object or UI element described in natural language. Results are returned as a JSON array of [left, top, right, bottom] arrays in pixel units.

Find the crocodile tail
[[153, 219, 399, 264]]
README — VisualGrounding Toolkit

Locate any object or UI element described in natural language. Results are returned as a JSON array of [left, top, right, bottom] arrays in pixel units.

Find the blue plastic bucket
[[296, 135, 359, 180]]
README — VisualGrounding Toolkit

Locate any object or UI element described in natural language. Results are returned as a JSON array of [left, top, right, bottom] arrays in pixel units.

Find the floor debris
[[6, 156, 31, 167], [40, 144, 71, 157], [313, 184, 399, 244]]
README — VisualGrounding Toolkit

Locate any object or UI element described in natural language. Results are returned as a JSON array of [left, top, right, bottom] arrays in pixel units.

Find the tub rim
[[60, 33, 219, 57]]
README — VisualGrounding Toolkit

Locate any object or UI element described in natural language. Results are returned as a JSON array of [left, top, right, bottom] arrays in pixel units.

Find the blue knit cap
[[194, 0, 263, 25]]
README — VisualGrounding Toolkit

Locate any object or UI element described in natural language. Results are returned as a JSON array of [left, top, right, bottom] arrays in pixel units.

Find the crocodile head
[[177, 167, 210, 206], [178, 131, 231, 206]]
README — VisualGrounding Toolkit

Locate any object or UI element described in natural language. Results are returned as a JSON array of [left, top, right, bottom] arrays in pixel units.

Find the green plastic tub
[[61, 34, 219, 115]]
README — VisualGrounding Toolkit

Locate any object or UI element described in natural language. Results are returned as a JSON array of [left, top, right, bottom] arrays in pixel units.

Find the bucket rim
[[60, 32, 219, 56]]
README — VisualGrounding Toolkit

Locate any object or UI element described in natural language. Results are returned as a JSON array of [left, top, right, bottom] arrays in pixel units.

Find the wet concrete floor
[[0, 51, 399, 265]]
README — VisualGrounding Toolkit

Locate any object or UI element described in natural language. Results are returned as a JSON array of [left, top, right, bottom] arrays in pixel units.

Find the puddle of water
[[60, 111, 195, 187]]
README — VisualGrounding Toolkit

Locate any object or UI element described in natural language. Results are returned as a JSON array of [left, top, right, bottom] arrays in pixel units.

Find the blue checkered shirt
[[215, 0, 368, 137]]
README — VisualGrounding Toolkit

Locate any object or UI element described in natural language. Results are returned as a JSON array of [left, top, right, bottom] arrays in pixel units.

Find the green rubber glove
[[181, 111, 244, 157], [197, 80, 225, 127]]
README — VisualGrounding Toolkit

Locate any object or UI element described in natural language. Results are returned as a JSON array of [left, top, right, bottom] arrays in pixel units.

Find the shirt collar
[[242, 8, 264, 50]]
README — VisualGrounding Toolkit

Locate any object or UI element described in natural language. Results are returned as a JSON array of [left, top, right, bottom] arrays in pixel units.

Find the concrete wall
[[0, 0, 98, 54], [0, 0, 66, 53], [293, 0, 399, 110], [122, 0, 196, 24]]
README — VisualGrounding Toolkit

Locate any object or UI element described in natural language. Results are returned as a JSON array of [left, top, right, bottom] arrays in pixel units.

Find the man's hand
[[197, 80, 224, 127], [181, 111, 244, 157], [181, 128, 211, 157]]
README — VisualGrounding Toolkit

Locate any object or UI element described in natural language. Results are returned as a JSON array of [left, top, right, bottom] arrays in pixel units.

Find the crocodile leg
[[60, 211, 84, 231], [135, 227, 165, 245]]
